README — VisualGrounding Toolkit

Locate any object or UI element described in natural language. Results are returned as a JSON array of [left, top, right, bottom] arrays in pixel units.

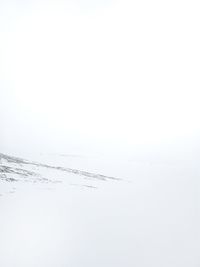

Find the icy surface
[[0, 152, 199, 267]]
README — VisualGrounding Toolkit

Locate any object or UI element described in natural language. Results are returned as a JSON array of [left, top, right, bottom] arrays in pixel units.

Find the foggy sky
[[1, 0, 200, 154]]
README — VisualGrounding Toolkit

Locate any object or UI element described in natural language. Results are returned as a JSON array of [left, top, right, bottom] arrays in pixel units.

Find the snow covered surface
[[0, 150, 199, 267]]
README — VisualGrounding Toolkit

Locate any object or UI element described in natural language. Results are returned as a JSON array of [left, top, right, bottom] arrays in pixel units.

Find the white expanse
[[0, 147, 199, 267], [0, 0, 200, 266]]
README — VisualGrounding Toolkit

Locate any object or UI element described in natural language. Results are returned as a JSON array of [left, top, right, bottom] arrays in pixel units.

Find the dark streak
[[0, 153, 121, 182]]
